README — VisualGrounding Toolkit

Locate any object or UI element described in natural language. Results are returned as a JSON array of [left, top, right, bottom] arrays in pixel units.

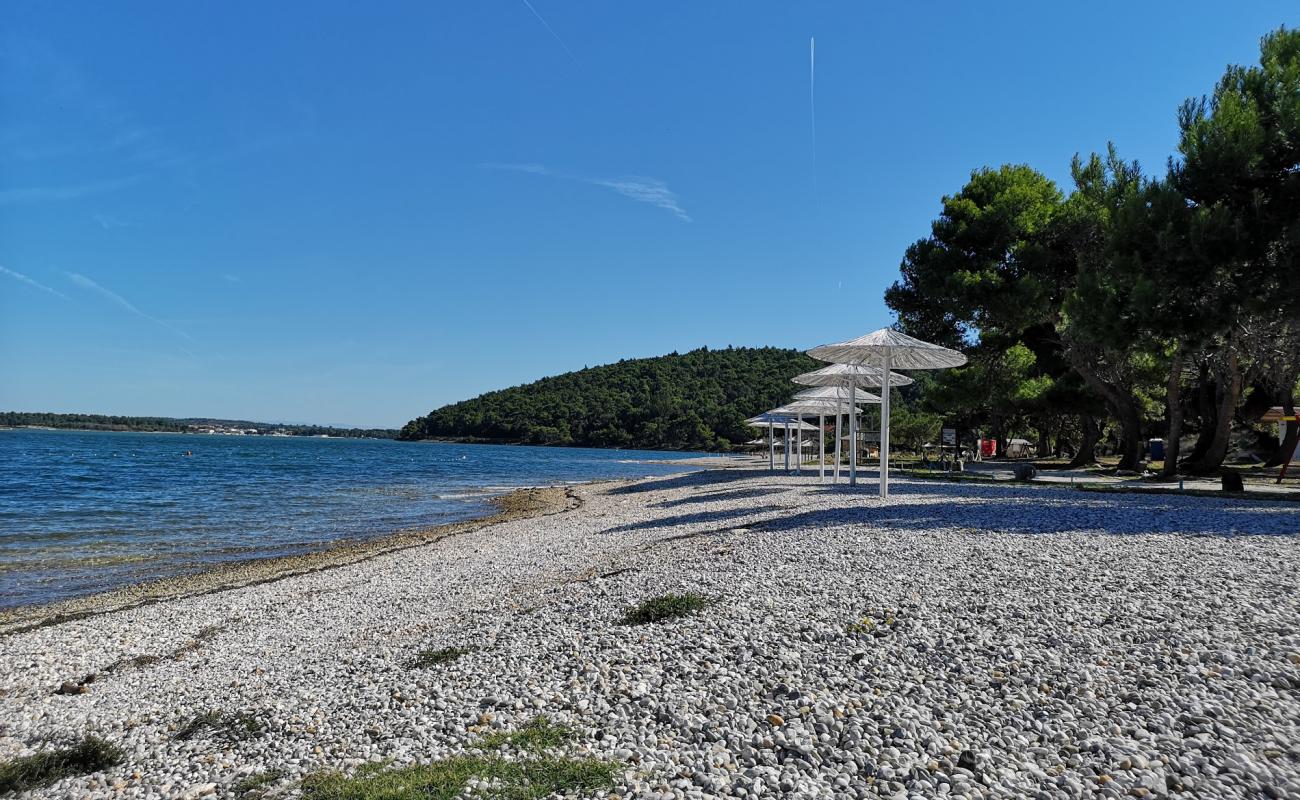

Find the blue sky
[[1, 2, 1295, 427]]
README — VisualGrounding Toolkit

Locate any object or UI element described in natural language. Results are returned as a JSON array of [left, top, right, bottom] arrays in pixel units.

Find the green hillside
[[399, 347, 819, 451]]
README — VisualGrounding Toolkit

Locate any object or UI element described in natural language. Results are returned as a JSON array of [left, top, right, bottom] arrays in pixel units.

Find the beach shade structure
[[792, 368, 905, 484], [795, 385, 880, 478], [794, 385, 882, 401], [774, 398, 866, 481], [747, 412, 818, 472], [807, 328, 966, 498], [792, 363, 914, 389]]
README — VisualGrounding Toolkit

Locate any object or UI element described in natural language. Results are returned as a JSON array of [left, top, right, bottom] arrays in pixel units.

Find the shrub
[[175, 710, 266, 742], [410, 646, 475, 669], [621, 592, 712, 625]]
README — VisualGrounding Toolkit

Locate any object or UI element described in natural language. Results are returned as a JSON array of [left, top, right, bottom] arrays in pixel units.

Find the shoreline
[[0, 482, 591, 637]]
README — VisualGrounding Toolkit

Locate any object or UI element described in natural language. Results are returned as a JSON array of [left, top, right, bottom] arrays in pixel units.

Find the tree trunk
[[1073, 361, 1143, 471], [1184, 362, 1216, 465], [1184, 346, 1242, 475], [1161, 345, 1185, 477], [1067, 414, 1099, 468]]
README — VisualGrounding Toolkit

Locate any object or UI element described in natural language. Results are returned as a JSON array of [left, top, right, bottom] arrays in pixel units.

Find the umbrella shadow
[[653, 486, 790, 508], [763, 481, 1300, 537], [608, 469, 759, 495], [600, 504, 786, 534]]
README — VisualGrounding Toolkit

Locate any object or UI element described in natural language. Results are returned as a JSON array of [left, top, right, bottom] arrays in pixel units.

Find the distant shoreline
[[1, 423, 395, 440]]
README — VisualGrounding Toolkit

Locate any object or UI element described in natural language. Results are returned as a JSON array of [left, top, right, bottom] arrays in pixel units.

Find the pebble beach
[[2, 467, 1299, 799]]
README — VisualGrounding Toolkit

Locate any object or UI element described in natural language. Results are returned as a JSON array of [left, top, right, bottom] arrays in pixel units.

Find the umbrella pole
[[818, 413, 825, 482], [849, 382, 858, 486], [783, 419, 790, 472], [834, 399, 842, 483], [768, 421, 774, 471], [795, 414, 802, 476], [881, 351, 892, 500]]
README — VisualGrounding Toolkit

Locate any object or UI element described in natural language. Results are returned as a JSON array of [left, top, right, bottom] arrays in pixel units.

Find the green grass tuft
[[233, 768, 285, 796], [621, 592, 712, 625], [0, 736, 124, 793], [476, 716, 573, 751], [410, 646, 476, 669], [175, 710, 267, 742], [301, 754, 615, 800]]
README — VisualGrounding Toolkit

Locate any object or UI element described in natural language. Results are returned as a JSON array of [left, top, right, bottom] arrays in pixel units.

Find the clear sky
[[2, 2, 1295, 427]]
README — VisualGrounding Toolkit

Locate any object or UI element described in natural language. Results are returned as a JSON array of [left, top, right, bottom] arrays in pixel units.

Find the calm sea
[[0, 429, 711, 609]]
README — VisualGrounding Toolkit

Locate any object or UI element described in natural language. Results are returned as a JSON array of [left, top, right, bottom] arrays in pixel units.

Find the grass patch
[[620, 592, 712, 625], [174, 710, 267, 742], [410, 646, 476, 669], [897, 469, 1003, 483], [476, 716, 573, 751], [847, 608, 900, 636], [233, 769, 284, 796], [174, 622, 227, 658], [0, 736, 123, 793], [301, 755, 615, 800]]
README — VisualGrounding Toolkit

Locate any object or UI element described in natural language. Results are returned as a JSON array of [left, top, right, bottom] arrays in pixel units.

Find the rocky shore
[[0, 486, 576, 637], [1, 468, 1298, 799]]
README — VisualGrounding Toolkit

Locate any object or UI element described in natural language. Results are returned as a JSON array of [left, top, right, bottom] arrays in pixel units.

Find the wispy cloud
[[93, 212, 134, 229], [482, 163, 692, 222], [519, 0, 576, 60], [222, 273, 242, 283], [0, 265, 69, 299], [1, 37, 191, 189], [64, 271, 192, 340], [588, 177, 691, 221], [482, 162, 551, 175], [0, 175, 143, 205]]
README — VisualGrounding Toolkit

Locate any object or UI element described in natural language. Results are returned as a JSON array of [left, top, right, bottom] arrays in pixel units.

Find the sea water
[[0, 429, 710, 608]]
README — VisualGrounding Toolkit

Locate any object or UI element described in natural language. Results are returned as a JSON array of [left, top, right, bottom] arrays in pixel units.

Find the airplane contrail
[[521, 0, 576, 61], [810, 37, 818, 201]]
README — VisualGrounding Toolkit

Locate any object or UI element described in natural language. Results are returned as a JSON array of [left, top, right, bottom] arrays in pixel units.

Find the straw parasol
[[807, 328, 966, 498], [774, 398, 865, 480], [792, 365, 907, 485], [793, 363, 914, 388], [748, 412, 818, 471]]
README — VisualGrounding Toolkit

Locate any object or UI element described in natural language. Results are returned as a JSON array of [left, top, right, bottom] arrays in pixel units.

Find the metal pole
[[818, 412, 825, 481], [849, 382, 858, 485], [768, 421, 774, 471], [881, 351, 892, 500]]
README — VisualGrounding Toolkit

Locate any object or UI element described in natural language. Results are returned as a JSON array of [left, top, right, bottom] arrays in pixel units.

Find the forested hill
[[400, 347, 820, 451]]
